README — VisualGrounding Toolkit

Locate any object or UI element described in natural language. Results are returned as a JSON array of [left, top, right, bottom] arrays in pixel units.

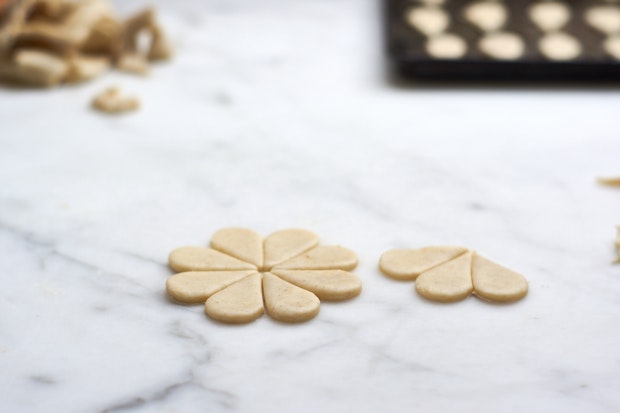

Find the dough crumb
[[91, 86, 139, 114]]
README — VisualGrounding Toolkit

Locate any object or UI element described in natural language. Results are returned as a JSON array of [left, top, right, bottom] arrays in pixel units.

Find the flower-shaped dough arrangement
[[379, 246, 528, 303], [166, 228, 362, 324]]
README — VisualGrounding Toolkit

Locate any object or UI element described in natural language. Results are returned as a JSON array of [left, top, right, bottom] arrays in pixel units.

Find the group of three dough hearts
[[166, 228, 528, 324]]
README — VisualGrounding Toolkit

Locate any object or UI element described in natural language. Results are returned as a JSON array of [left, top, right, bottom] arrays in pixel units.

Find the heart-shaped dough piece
[[205, 273, 264, 323], [415, 251, 474, 303], [471, 254, 528, 302], [210, 227, 263, 268], [379, 246, 468, 280]]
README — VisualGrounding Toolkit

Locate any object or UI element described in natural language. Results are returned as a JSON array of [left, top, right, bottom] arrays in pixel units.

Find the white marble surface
[[2, 0, 620, 411]]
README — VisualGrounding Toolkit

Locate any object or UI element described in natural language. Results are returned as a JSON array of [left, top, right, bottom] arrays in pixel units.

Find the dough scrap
[[205, 273, 264, 324], [379, 246, 468, 280], [271, 269, 362, 301], [262, 273, 320, 323], [528, 2, 571, 32], [539, 32, 581, 60], [415, 251, 474, 302], [479, 32, 525, 60], [471, 254, 528, 302], [585, 6, 620, 34], [465, 1, 508, 32], [379, 246, 528, 304], [406, 6, 450, 36], [166, 228, 361, 324], [426, 33, 467, 59]]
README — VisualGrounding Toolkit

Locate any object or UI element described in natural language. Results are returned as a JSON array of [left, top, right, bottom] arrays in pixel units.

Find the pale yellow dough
[[415, 252, 474, 302], [210, 227, 263, 268], [379, 246, 468, 280], [615, 227, 620, 264], [406, 7, 450, 36], [528, 2, 571, 32], [604, 36, 620, 60], [539, 32, 581, 60], [169, 246, 256, 272], [426, 33, 468, 59], [166, 270, 256, 303], [479, 32, 525, 60], [585, 6, 620, 34], [273, 245, 358, 271], [205, 273, 264, 324], [263, 228, 319, 269], [465, 1, 508, 32], [271, 269, 362, 301], [262, 273, 320, 323], [471, 254, 528, 302]]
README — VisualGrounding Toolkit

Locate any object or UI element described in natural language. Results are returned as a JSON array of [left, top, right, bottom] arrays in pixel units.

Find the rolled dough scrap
[[603, 36, 620, 60], [406, 6, 450, 36], [479, 32, 525, 60], [379, 246, 468, 280], [271, 269, 362, 301], [528, 2, 571, 32], [273, 245, 358, 271], [262, 272, 320, 323], [210, 227, 263, 269], [169, 246, 256, 272], [539, 32, 581, 60], [205, 273, 264, 323], [166, 270, 256, 303], [263, 228, 319, 269], [471, 254, 528, 302], [426, 33, 468, 59], [415, 251, 474, 303], [465, 1, 508, 32], [585, 6, 620, 34]]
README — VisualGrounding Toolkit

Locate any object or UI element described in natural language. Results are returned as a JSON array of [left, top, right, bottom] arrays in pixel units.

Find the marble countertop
[[2, 0, 620, 411]]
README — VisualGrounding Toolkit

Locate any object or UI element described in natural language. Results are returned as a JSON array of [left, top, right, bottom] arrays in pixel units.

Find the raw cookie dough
[[406, 6, 450, 36], [603, 36, 620, 60], [166, 228, 362, 324], [426, 33, 468, 59], [465, 1, 508, 32], [479, 32, 525, 60], [379, 246, 528, 304], [379, 246, 468, 280], [585, 6, 620, 34], [415, 252, 474, 302], [471, 254, 528, 302], [528, 2, 571, 32], [539, 32, 581, 60]]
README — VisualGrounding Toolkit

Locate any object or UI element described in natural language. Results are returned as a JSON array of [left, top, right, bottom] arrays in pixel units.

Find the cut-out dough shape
[[272, 269, 362, 301], [465, 1, 508, 32], [169, 247, 256, 272], [471, 254, 528, 302], [406, 7, 450, 36], [263, 273, 320, 323], [210, 227, 263, 268], [585, 6, 620, 34], [166, 270, 256, 303], [528, 2, 571, 32], [273, 245, 358, 271], [604, 35, 620, 60], [166, 228, 361, 324], [205, 273, 265, 324], [415, 252, 474, 302], [426, 33, 468, 59], [539, 32, 581, 60], [479, 32, 525, 60], [379, 246, 468, 280], [379, 246, 528, 304], [263, 228, 319, 269]]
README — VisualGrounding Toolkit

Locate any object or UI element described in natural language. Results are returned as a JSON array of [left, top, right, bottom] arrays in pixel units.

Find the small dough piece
[[426, 33, 468, 59], [273, 245, 358, 271], [615, 226, 620, 264], [471, 254, 528, 302], [603, 36, 620, 60], [415, 251, 474, 303], [598, 176, 620, 186], [479, 32, 525, 60], [205, 273, 264, 323], [379, 246, 468, 281], [528, 2, 571, 32], [166, 270, 256, 303], [271, 269, 362, 301], [585, 6, 620, 34], [263, 229, 319, 269], [406, 6, 450, 36], [169, 246, 256, 272], [210, 227, 263, 269], [465, 1, 508, 32], [539, 32, 581, 60], [262, 273, 320, 323], [91, 87, 140, 114]]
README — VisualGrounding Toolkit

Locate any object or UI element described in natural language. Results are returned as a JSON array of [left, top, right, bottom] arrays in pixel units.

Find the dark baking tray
[[384, 0, 620, 80]]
